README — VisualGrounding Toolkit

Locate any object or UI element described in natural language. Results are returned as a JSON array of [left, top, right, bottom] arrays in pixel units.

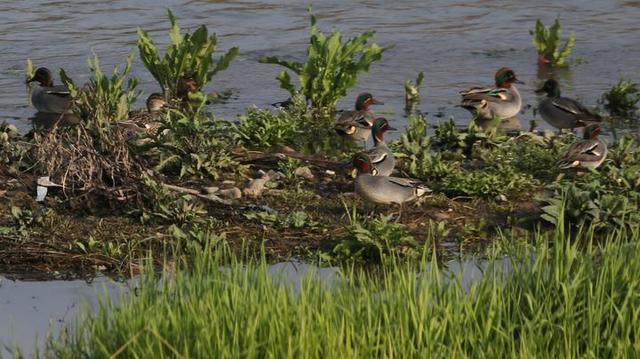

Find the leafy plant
[[404, 71, 425, 110], [234, 95, 308, 150], [137, 9, 239, 100], [530, 18, 575, 66], [144, 100, 241, 180], [539, 181, 640, 230], [259, 9, 390, 114], [61, 54, 139, 127], [332, 207, 419, 263], [600, 79, 640, 119], [0, 122, 30, 174]]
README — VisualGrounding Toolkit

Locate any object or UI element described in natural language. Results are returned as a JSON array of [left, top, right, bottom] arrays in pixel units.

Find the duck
[[352, 153, 430, 220], [26, 67, 72, 114], [335, 92, 382, 148], [460, 67, 524, 119], [362, 117, 396, 176], [119, 93, 167, 138], [176, 71, 199, 101], [535, 79, 602, 131], [558, 125, 607, 170]]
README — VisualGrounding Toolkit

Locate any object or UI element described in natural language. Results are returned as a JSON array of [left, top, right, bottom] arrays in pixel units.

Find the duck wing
[[559, 140, 605, 168], [44, 85, 71, 98], [552, 97, 601, 122], [388, 177, 432, 196], [460, 87, 509, 104], [365, 146, 388, 164]]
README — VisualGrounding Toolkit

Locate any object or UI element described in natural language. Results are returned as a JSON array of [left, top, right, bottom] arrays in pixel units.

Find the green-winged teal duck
[[26, 67, 72, 114], [558, 125, 607, 170], [460, 67, 523, 119], [335, 92, 382, 147], [363, 117, 396, 176], [535, 79, 602, 131], [352, 153, 430, 219]]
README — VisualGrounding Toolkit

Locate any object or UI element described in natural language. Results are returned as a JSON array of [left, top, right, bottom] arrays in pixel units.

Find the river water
[[1, 0, 639, 135]]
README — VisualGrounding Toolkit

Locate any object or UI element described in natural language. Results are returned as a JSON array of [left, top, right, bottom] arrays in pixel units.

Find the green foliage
[[600, 79, 640, 119], [404, 71, 425, 107], [332, 208, 420, 263], [244, 208, 318, 230], [144, 101, 241, 180], [395, 117, 539, 199], [539, 135, 640, 230], [0, 122, 30, 174], [50, 230, 640, 358], [137, 9, 239, 100], [60, 53, 139, 127], [539, 181, 640, 230], [234, 95, 309, 150], [259, 9, 390, 113], [233, 94, 346, 154], [530, 18, 575, 66], [140, 175, 207, 225]]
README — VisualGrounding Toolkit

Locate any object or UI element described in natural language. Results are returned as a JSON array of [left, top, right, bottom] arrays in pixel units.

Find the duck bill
[[513, 79, 525, 85], [387, 126, 397, 131], [350, 168, 358, 178], [370, 98, 384, 105], [534, 88, 545, 94]]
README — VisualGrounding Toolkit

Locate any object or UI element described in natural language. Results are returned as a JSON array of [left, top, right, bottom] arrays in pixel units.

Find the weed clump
[[259, 8, 390, 116], [137, 9, 239, 101], [600, 78, 640, 119], [530, 17, 575, 66]]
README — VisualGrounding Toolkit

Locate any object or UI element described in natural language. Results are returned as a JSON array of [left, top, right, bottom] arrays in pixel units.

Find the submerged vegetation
[[530, 18, 575, 66]]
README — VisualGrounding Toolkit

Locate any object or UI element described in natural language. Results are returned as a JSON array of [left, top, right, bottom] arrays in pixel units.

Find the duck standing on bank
[[362, 117, 396, 176], [460, 67, 523, 120], [335, 92, 383, 148], [26, 67, 72, 114], [535, 79, 602, 131], [352, 153, 430, 221], [558, 125, 607, 170]]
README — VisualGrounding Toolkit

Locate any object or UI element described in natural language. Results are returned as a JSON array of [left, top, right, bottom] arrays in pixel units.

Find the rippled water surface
[[1, 0, 639, 134]]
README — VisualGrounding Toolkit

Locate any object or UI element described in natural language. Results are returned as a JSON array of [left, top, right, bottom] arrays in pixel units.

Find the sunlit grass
[[49, 226, 640, 358]]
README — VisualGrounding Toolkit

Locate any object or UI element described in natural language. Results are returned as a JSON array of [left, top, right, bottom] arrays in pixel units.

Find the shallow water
[[0, 258, 508, 357], [1, 0, 639, 136]]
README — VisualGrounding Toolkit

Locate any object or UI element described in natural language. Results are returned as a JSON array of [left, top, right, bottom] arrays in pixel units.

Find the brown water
[[2, 0, 639, 135]]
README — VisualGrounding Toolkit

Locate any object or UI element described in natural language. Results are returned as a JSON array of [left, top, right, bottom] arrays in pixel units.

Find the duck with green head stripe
[[352, 153, 430, 221], [460, 67, 523, 120], [26, 67, 72, 114], [335, 92, 383, 148], [362, 117, 396, 176]]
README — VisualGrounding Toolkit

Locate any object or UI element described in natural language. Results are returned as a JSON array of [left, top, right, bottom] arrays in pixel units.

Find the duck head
[[583, 125, 602, 140], [352, 153, 374, 176], [176, 71, 199, 99], [494, 67, 524, 88], [372, 117, 396, 144], [535, 79, 561, 98], [26, 67, 54, 87], [146, 93, 167, 113], [355, 92, 383, 111]]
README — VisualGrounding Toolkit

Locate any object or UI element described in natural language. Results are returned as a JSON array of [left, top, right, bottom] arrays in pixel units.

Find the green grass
[[49, 226, 640, 358]]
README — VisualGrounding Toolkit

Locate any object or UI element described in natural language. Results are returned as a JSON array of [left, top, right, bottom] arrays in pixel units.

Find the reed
[[49, 226, 640, 358]]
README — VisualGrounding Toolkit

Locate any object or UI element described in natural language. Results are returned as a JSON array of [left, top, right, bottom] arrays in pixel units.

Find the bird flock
[[25, 65, 606, 217]]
